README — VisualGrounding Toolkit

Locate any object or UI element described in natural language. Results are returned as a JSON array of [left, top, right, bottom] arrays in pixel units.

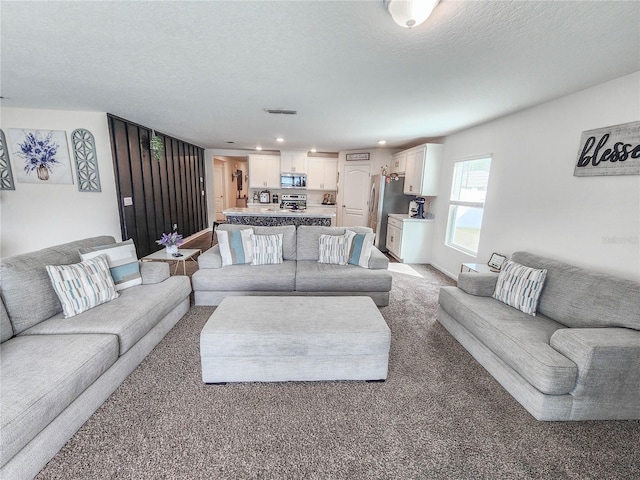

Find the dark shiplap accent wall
[[108, 115, 207, 257]]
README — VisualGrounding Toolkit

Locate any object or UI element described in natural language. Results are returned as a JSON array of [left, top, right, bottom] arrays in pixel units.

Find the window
[[446, 156, 492, 256]]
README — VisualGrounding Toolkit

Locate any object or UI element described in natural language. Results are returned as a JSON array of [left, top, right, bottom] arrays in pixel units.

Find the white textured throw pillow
[[493, 260, 547, 316], [217, 228, 254, 266], [79, 239, 142, 291], [251, 234, 284, 265], [318, 231, 355, 265], [347, 232, 375, 268], [46, 254, 119, 318]]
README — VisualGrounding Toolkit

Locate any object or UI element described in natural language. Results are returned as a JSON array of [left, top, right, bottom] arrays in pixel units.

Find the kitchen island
[[223, 206, 336, 227]]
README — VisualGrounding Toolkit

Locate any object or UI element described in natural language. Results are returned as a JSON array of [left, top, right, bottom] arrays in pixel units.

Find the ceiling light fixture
[[256, 146, 262, 151], [384, 0, 439, 29], [378, 140, 387, 145], [310, 148, 317, 153], [276, 137, 284, 143]]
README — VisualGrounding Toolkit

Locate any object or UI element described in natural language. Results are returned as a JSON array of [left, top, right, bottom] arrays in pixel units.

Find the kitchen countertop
[[388, 213, 435, 222], [224, 206, 336, 218]]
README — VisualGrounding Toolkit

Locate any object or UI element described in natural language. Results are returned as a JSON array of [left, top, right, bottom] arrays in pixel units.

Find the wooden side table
[[142, 248, 201, 275]]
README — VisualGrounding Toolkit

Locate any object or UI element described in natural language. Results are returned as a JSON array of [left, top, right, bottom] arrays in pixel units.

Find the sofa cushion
[[218, 224, 297, 260], [251, 233, 283, 265], [493, 260, 547, 316], [296, 260, 392, 293], [0, 333, 119, 467], [217, 228, 254, 266], [79, 239, 143, 291], [297, 226, 373, 261], [439, 286, 577, 395], [46, 255, 119, 318], [511, 252, 640, 330], [19, 276, 191, 355], [191, 260, 296, 292], [0, 236, 116, 334], [1, 299, 14, 343]]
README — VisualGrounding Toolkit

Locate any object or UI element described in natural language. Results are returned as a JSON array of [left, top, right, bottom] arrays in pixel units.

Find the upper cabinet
[[280, 151, 308, 174], [390, 152, 407, 174], [403, 144, 443, 196], [307, 157, 338, 190], [248, 154, 281, 189]]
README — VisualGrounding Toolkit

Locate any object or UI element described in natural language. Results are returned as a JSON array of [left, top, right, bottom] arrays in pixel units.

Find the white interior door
[[341, 164, 370, 227], [213, 164, 226, 221]]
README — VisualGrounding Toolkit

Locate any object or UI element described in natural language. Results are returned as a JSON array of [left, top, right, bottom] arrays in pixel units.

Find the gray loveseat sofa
[[0, 236, 192, 479], [437, 251, 640, 421], [192, 225, 392, 307]]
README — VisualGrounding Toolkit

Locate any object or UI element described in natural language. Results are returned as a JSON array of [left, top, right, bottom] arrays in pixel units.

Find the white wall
[[0, 107, 121, 257], [431, 72, 640, 281]]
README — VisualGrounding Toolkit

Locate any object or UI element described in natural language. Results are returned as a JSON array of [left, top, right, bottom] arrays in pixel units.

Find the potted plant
[[150, 131, 163, 161], [156, 231, 184, 254]]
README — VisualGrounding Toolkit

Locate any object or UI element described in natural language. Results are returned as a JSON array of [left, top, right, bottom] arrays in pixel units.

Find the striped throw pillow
[[46, 255, 119, 318], [79, 239, 142, 291], [318, 231, 355, 265], [492, 260, 547, 316], [251, 234, 284, 265], [348, 232, 375, 268], [217, 228, 254, 266]]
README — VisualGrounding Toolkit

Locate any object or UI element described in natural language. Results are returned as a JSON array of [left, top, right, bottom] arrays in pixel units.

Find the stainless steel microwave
[[281, 173, 307, 189]]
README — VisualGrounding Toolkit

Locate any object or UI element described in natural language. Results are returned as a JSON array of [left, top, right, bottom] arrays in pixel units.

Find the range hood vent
[[265, 109, 297, 115]]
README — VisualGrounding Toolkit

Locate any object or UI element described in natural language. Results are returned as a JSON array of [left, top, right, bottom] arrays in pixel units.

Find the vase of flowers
[[156, 231, 184, 254]]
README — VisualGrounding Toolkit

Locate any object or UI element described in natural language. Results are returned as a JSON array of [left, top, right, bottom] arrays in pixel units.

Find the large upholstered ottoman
[[200, 296, 391, 383]]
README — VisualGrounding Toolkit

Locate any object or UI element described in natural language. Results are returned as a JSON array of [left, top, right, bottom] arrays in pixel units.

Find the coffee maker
[[409, 197, 426, 218]]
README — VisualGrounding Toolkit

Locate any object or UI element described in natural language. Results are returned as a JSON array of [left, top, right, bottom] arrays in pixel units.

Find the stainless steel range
[[280, 193, 307, 210]]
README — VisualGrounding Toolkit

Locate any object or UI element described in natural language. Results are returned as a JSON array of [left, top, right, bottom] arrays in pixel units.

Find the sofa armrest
[[457, 272, 499, 296], [551, 328, 640, 417], [140, 261, 170, 284], [368, 247, 389, 270], [198, 245, 223, 269]]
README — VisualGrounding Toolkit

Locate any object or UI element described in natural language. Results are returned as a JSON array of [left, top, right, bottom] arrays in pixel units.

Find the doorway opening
[[213, 156, 249, 221]]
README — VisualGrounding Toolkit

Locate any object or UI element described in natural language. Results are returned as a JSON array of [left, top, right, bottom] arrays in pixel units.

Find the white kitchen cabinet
[[280, 151, 308, 173], [307, 157, 338, 190], [386, 214, 434, 264], [390, 152, 406, 174], [403, 144, 442, 196], [249, 154, 280, 189]]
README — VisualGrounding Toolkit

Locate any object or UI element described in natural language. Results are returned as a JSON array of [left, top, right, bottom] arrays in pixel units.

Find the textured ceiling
[[1, 1, 638, 151]]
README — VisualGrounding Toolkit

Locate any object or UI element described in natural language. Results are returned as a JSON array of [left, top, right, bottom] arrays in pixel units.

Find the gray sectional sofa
[[0, 236, 192, 479], [437, 251, 640, 421], [192, 225, 392, 306]]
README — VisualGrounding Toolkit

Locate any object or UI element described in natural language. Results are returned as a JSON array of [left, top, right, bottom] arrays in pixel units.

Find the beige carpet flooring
[[34, 262, 640, 479]]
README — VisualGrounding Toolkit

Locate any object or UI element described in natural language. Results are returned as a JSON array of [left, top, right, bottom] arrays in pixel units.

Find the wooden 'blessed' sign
[[574, 121, 640, 176]]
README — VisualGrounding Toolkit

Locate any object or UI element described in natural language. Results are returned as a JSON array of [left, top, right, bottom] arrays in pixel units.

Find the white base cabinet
[[386, 214, 434, 264]]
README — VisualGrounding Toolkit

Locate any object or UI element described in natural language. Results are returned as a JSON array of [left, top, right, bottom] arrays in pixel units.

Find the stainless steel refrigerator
[[367, 175, 411, 252]]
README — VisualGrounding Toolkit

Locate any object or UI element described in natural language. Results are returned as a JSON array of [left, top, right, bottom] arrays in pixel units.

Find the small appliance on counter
[[280, 193, 307, 210], [259, 190, 271, 203], [272, 194, 279, 204], [253, 191, 259, 203], [322, 193, 336, 205], [409, 197, 426, 219]]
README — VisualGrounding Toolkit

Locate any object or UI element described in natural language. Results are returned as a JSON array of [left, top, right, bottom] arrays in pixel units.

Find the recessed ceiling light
[[310, 148, 317, 153], [276, 137, 284, 143], [378, 140, 387, 145], [226, 141, 235, 144], [256, 146, 262, 151]]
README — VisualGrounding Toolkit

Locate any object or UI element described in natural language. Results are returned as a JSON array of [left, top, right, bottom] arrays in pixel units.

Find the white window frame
[[445, 155, 492, 256]]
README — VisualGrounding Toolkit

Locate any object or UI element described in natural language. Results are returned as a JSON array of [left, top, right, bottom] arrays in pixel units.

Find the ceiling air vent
[[264, 109, 297, 115]]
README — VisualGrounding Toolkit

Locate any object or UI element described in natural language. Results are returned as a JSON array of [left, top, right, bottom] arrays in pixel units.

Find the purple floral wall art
[[8, 129, 73, 184]]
